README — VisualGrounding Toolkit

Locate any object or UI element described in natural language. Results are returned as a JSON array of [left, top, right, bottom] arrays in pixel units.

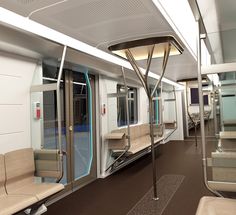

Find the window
[[117, 85, 138, 126], [190, 88, 208, 105]]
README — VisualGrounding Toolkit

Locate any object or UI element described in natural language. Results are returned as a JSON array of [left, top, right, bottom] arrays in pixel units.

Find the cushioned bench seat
[[220, 131, 236, 139], [218, 131, 236, 151], [164, 121, 176, 129], [0, 195, 37, 215], [8, 182, 64, 201], [113, 136, 163, 155], [0, 154, 38, 215], [0, 149, 64, 215], [196, 196, 236, 215], [223, 120, 236, 126], [5, 148, 64, 201], [109, 125, 163, 155]]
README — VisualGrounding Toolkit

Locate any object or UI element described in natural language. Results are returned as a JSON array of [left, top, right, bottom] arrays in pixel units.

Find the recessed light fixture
[[108, 36, 183, 60]]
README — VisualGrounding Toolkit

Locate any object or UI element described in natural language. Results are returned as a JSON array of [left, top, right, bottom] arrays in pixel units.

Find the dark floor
[[189, 119, 216, 137], [46, 139, 214, 215]]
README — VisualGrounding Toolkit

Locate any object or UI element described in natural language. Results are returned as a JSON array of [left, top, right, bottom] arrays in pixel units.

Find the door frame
[[64, 70, 97, 192]]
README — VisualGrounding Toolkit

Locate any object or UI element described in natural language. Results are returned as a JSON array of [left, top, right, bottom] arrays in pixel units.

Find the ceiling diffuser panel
[[0, 0, 198, 81], [48, 0, 149, 29], [0, 0, 62, 17], [79, 14, 169, 48], [138, 51, 197, 81], [29, 0, 170, 47]]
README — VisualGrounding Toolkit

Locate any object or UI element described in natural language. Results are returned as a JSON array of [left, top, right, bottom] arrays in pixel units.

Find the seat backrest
[[0, 154, 6, 196], [139, 124, 150, 137], [212, 152, 236, 182], [34, 149, 61, 179], [112, 124, 150, 141], [5, 148, 35, 193]]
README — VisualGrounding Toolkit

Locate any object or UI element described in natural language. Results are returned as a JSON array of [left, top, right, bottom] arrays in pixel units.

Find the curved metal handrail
[[105, 67, 131, 171], [163, 86, 178, 141]]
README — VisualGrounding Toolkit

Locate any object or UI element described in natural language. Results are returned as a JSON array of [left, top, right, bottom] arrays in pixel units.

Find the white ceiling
[[0, 0, 197, 81], [197, 0, 236, 64]]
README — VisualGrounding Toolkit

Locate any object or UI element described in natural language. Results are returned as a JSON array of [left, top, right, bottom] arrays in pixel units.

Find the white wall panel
[[0, 75, 22, 104], [0, 105, 25, 134], [0, 51, 39, 154], [0, 132, 29, 154]]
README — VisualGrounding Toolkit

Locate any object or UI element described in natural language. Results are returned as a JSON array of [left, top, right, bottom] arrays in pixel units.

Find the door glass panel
[[73, 72, 93, 180], [42, 64, 67, 184]]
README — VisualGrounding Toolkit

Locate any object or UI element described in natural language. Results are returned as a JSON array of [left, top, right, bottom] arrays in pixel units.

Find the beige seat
[[107, 124, 163, 155], [105, 124, 163, 155], [0, 195, 37, 215], [164, 121, 176, 129], [196, 196, 236, 215], [0, 154, 37, 215], [4, 148, 64, 201]]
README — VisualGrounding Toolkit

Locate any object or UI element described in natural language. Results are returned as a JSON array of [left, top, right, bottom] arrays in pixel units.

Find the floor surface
[[46, 139, 213, 215]]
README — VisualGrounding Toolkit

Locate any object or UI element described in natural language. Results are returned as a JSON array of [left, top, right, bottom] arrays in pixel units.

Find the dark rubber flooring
[[46, 140, 213, 215], [127, 175, 185, 215]]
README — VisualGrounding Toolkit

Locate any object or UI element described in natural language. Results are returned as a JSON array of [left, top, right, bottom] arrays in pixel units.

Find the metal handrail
[[56, 45, 67, 182], [185, 81, 198, 147], [163, 86, 178, 141], [196, 20, 222, 197], [105, 67, 131, 171]]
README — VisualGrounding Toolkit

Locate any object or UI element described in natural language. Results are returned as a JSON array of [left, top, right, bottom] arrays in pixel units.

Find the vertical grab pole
[[85, 71, 93, 174], [125, 44, 170, 200], [196, 21, 222, 196], [160, 82, 164, 136], [122, 67, 131, 149], [213, 86, 218, 137], [56, 45, 67, 180], [149, 96, 158, 200]]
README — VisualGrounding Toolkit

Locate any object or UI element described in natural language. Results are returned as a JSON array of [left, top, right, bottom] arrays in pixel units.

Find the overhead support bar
[[202, 62, 236, 75]]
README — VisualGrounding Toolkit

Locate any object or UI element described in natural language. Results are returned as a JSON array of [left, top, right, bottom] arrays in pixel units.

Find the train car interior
[[1, 0, 236, 214]]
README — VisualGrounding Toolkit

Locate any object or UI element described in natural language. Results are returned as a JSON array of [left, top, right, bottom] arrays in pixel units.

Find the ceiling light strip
[[0, 7, 182, 88]]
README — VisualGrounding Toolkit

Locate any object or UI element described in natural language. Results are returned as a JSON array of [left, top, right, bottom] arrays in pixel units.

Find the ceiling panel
[[50, 0, 149, 29], [0, 0, 197, 81], [138, 51, 197, 81], [0, 0, 62, 17], [197, 0, 236, 64]]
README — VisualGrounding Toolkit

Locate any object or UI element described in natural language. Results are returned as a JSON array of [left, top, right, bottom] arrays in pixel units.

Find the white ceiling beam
[[202, 62, 236, 75], [0, 7, 183, 88]]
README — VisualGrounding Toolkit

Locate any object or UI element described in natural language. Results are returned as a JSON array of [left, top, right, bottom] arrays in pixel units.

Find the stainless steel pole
[[196, 21, 222, 196], [149, 97, 158, 200], [56, 45, 67, 181]]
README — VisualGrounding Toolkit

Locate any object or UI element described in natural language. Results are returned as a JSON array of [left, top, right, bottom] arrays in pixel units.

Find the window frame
[[117, 84, 138, 127]]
